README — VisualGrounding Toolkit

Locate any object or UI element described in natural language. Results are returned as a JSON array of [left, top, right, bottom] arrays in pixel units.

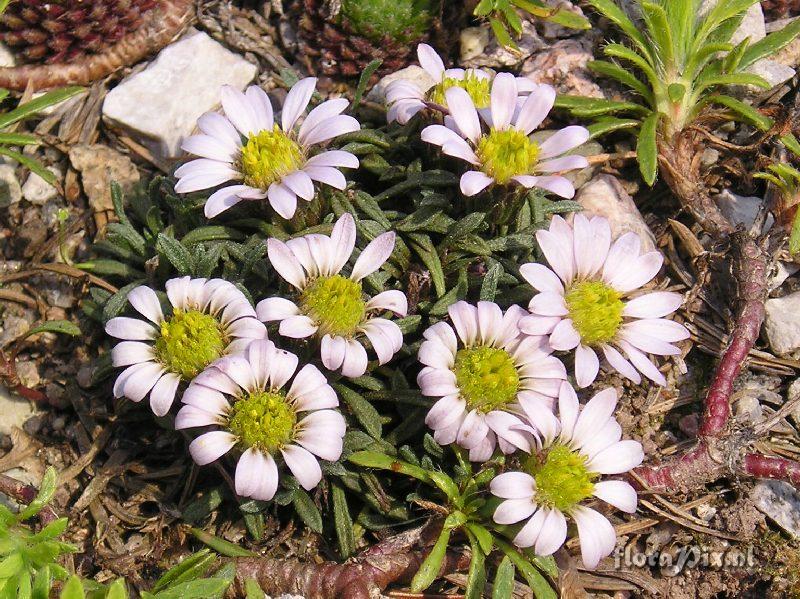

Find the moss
[[341, 0, 435, 43]]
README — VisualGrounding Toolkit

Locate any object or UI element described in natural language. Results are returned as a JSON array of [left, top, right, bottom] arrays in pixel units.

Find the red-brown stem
[[0, 473, 58, 524], [741, 454, 800, 486], [0, 0, 193, 91]]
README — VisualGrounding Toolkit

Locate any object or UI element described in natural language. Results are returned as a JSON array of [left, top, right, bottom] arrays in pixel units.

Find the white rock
[[769, 261, 799, 291], [461, 21, 544, 69], [102, 29, 257, 159], [520, 38, 603, 98], [571, 174, 656, 252], [22, 167, 61, 205], [0, 42, 15, 67], [747, 59, 796, 89], [0, 164, 21, 207], [714, 189, 774, 230], [366, 65, 434, 105], [764, 291, 800, 355], [0, 385, 37, 437], [460, 27, 491, 62], [752, 480, 800, 537]]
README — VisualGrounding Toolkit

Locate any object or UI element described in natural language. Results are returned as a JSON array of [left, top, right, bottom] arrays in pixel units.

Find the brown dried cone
[[289, 0, 464, 79], [761, 0, 800, 17], [0, 0, 159, 64]]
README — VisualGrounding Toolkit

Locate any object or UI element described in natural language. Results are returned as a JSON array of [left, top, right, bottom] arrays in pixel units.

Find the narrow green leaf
[[0, 86, 84, 130], [335, 384, 382, 439], [790, 207, 800, 255], [495, 539, 556, 599], [352, 59, 383, 108], [410, 527, 451, 592], [20, 467, 57, 521], [105, 579, 128, 599], [31, 566, 51, 599], [584, 0, 653, 61], [156, 233, 194, 275], [244, 580, 265, 599], [587, 60, 652, 101], [189, 528, 256, 557], [152, 550, 215, 593], [463, 532, 486, 599], [0, 147, 56, 184], [181, 226, 245, 245], [636, 112, 660, 186], [465, 523, 494, 555], [59, 576, 85, 599], [640, 3, 674, 67], [667, 83, 686, 103], [348, 450, 432, 483], [332, 483, 356, 559], [489, 17, 517, 49], [0, 132, 40, 146], [740, 16, 800, 69], [22, 321, 80, 340], [479, 260, 502, 301], [703, 94, 774, 130], [292, 488, 323, 533], [492, 556, 516, 599], [780, 133, 800, 157], [0, 554, 23, 579], [427, 471, 461, 505]]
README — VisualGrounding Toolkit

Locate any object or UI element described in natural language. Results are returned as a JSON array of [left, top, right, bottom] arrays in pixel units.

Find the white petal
[[281, 444, 322, 490], [529, 292, 568, 317], [557, 381, 579, 442], [426, 394, 467, 429], [572, 387, 618, 446], [573, 506, 617, 569], [623, 292, 683, 318], [618, 340, 667, 386], [150, 372, 181, 416], [513, 508, 546, 548], [123, 362, 165, 402], [204, 185, 263, 218], [351, 232, 395, 281], [448, 301, 478, 345], [288, 364, 336, 409], [321, 334, 347, 371], [417, 43, 445, 79], [445, 87, 482, 144], [279, 315, 318, 338], [221, 85, 260, 136], [298, 98, 350, 144], [341, 339, 369, 377], [515, 84, 556, 134], [296, 412, 346, 460], [608, 251, 664, 294], [574, 345, 600, 388], [267, 238, 307, 289], [586, 440, 644, 474], [282, 77, 317, 132], [460, 171, 493, 196], [602, 232, 641, 283], [494, 498, 537, 525], [268, 347, 299, 389], [281, 170, 315, 201], [302, 115, 360, 146], [490, 471, 536, 499], [306, 150, 359, 169], [181, 134, 237, 162], [538, 155, 589, 173], [267, 183, 298, 219], [174, 159, 239, 193], [236, 448, 278, 501], [623, 318, 690, 343], [196, 112, 242, 151], [519, 263, 564, 294], [490, 72, 517, 131], [457, 409, 490, 449], [538, 126, 590, 159], [535, 508, 567, 556], [111, 341, 154, 367], [256, 297, 301, 321], [549, 319, 581, 350], [593, 480, 638, 513], [304, 166, 347, 189], [518, 394, 561, 445], [189, 431, 236, 465], [330, 213, 357, 274], [535, 228, 574, 283], [602, 344, 641, 384], [366, 289, 407, 315], [531, 175, 575, 198], [127, 286, 164, 324], [175, 405, 224, 429], [245, 85, 275, 130], [620, 328, 680, 356]]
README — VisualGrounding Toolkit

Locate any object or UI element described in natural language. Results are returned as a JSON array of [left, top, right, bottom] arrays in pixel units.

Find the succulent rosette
[[175, 78, 360, 220], [385, 42, 535, 125], [175, 339, 346, 501], [490, 382, 643, 568], [419, 300, 568, 462], [420, 73, 590, 198], [105, 277, 267, 416], [257, 213, 407, 378], [519, 214, 690, 387]]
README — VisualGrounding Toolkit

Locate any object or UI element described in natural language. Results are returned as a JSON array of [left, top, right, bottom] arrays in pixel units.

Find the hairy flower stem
[[631, 141, 800, 492], [223, 522, 470, 599], [0, 0, 193, 91]]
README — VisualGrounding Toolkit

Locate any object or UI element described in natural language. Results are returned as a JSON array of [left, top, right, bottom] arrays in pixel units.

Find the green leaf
[[407, 233, 446, 297], [348, 451, 432, 483], [59, 576, 85, 599], [492, 556, 516, 599], [156, 233, 194, 275], [181, 226, 245, 245], [352, 59, 382, 108], [292, 488, 323, 533], [465, 523, 494, 555], [0, 87, 84, 130], [780, 133, 800, 157], [427, 471, 461, 505], [495, 539, 556, 599], [149, 577, 230, 599], [244, 580, 265, 599], [587, 117, 640, 139], [695, 72, 771, 92], [790, 206, 800, 255], [667, 83, 686, 103], [740, 15, 800, 69], [105, 579, 128, 599], [636, 111, 660, 186], [20, 467, 57, 521], [335, 384, 382, 439], [0, 554, 23, 579], [463, 532, 486, 599], [703, 94, 774, 130], [152, 550, 215, 593], [585, 0, 653, 61], [601, 43, 660, 88], [332, 483, 356, 559], [31, 567, 51, 599], [189, 528, 256, 557], [489, 17, 516, 49], [0, 147, 57, 185], [554, 94, 649, 117], [479, 260, 502, 301], [0, 132, 40, 146], [29, 517, 69, 542], [73, 259, 143, 278], [640, 2, 674, 67], [410, 527, 451, 592], [587, 60, 652, 101], [22, 320, 80, 340]]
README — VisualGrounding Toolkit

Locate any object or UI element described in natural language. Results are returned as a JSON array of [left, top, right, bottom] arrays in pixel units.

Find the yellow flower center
[[239, 124, 305, 189], [524, 444, 597, 512], [228, 391, 296, 453], [427, 72, 492, 108], [454, 346, 520, 412], [154, 309, 227, 380], [564, 281, 624, 346], [300, 275, 366, 337], [475, 128, 540, 184]]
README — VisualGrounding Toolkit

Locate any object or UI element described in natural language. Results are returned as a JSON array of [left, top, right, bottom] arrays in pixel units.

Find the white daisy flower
[[519, 214, 690, 388], [419, 300, 568, 462], [256, 213, 407, 378], [386, 43, 535, 125], [175, 79, 360, 220], [490, 382, 643, 569], [175, 339, 345, 501], [420, 72, 590, 198], [106, 277, 267, 417]]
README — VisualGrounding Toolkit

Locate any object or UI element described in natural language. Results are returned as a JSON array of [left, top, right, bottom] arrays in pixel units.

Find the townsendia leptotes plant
[[558, 0, 800, 184]]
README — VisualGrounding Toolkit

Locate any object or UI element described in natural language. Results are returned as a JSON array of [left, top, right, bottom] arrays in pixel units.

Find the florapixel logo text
[[613, 544, 757, 576]]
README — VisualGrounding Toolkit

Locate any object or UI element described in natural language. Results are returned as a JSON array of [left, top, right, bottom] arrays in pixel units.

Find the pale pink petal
[[123, 362, 165, 401], [366, 290, 407, 315], [619, 329, 680, 356], [578, 419, 621, 459], [494, 498, 537, 525], [617, 340, 667, 386], [279, 315, 318, 339], [490, 471, 536, 499], [535, 228, 574, 282], [571, 387, 618, 447], [351, 232, 395, 281], [442, 140, 479, 164], [518, 394, 561, 444], [181, 134, 237, 162], [445, 87, 481, 143], [205, 185, 265, 218], [282, 170, 315, 201], [362, 323, 395, 365], [281, 444, 323, 490], [532, 175, 575, 198], [189, 431, 236, 465], [574, 344, 600, 388], [514, 85, 556, 134], [257, 297, 301, 321], [221, 85, 259, 136], [236, 448, 279, 501], [485, 411, 534, 452], [535, 508, 567, 556], [602, 344, 641, 384], [306, 150, 359, 169], [519, 263, 564, 294], [519, 315, 561, 336], [624, 318, 690, 343], [529, 291, 568, 316], [608, 251, 664, 294], [490, 72, 517, 131], [196, 112, 241, 151], [296, 412, 346, 460], [127, 286, 164, 324], [175, 405, 224, 429], [417, 43, 445, 79], [538, 126, 590, 159], [304, 166, 347, 190], [602, 232, 641, 283], [112, 362, 148, 398], [267, 238, 307, 289], [457, 409, 490, 449], [586, 439, 644, 474], [513, 508, 546, 548], [557, 381, 579, 441], [245, 85, 274, 130], [111, 341, 154, 367], [298, 98, 350, 144], [423, 321, 458, 354], [149, 372, 180, 416], [341, 339, 369, 377], [267, 183, 298, 219], [537, 155, 589, 173], [448, 301, 478, 345], [321, 334, 347, 371], [418, 366, 459, 396], [425, 394, 466, 429], [549, 319, 581, 350], [330, 213, 357, 274], [460, 171, 493, 196], [174, 159, 239, 193], [302, 115, 360, 146], [572, 506, 617, 569], [282, 77, 317, 132]]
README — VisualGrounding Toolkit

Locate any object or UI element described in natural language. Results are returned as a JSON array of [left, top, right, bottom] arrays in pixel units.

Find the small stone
[[0, 42, 15, 67], [520, 38, 603, 98], [366, 65, 434, 105], [745, 59, 796, 90], [461, 21, 544, 69], [733, 394, 763, 423], [788, 378, 800, 428], [22, 167, 61, 205], [571, 174, 657, 252], [539, 0, 587, 39], [714, 189, 774, 230], [15, 361, 40, 388], [769, 261, 799, 291], [0, 385, 37, 437], [752, 480, 800, 537], [0, 164, 21, 207], [701, 148, 720, 167], [77, 365, 94, 389], [678, 413, 699, 437], [69, 144, 140, 213], [695, 504, 717, 522], [102, 29, 257, 159], [459, 26, 491, 63], [764, 291, 800, 355]]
